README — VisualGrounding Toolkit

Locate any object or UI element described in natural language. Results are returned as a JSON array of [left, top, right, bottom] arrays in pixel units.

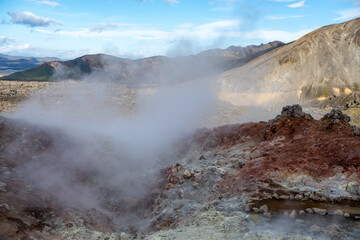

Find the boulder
[[321, 109, 351, 123], [306, 208, 314, 214], [345, 182, 360, 195], [258, 205, 268, 213], [0, 181, 6, 192], [329, 209, 344, 216], [277, 104, 314, 120], [312, 208, 327, 216], [309, 224, 322, 232], [289, 209, 296, 218], [183, 170, 192, 179]]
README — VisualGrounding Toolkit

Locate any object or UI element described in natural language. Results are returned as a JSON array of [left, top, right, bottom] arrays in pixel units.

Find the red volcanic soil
[[218, 105, 360, 194], [188, 121, 267, 150]]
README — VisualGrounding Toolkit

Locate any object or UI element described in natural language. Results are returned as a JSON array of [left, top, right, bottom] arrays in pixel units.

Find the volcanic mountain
[[0, 42, 284, 85], [217, 17, 360, 107]]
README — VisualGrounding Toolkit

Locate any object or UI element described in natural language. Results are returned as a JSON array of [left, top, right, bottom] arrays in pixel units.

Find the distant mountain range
[[0, 41, 284, 85], [0, 54, 59, 76]]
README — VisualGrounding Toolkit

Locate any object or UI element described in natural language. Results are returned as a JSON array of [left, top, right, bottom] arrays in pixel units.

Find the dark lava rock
[[276, 104, 314, 120], [321, 109, 351, 123]]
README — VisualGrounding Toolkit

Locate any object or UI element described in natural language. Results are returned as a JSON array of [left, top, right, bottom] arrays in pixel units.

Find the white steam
[[4, 66, 216, 226]]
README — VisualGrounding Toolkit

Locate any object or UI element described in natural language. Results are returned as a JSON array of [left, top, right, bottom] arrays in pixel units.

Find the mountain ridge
[[0, 41, 285, 84]]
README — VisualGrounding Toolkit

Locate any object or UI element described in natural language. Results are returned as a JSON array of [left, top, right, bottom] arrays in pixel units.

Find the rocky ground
[[0, 80, 137, 115], [0, 81, 51, 113], [0, 80, 263, 128], [147, 105, 360, 239], [2, 81, 360, 239], [1, 101, 360, 239], [308, 93, 360, 126]]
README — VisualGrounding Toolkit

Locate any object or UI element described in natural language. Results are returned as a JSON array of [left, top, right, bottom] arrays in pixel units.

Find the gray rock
[[289, 209, 296, 218], [120, 232, 132, 240], [278, 104, 314, 120], [0, 203, 10, 211], [346, 182, 360, 195], [321, 109, 351, 123], [312, 208, 327, 216], [258, 204, 268, 213], [0, 181, 6, 192], [183, 170, 192, 179], [306, 208, 314, 214], [330, 209, 344, 216], [354, 127, 360, 136], [309, 224, 322, 232]]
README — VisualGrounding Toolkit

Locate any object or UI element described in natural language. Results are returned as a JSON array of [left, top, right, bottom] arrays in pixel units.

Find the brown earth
[[218, 106, 360, 195]]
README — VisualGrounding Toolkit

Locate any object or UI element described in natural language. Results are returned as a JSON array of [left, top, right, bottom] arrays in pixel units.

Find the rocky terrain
[[217, 17, 360, 108], [1, 104, 360, 239], [0, 81, 52, 113], [0, 80, 273, 129]]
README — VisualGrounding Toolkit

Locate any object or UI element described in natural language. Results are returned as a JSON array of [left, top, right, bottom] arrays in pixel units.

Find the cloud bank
[[334, 8, 360, 21], [7, 11, 62, 27]]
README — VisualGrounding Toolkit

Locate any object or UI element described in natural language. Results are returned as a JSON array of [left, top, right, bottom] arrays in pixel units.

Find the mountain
[[0, 41, 284, 85], [217, 17, 360, 107], [0, 54, 59, 76]]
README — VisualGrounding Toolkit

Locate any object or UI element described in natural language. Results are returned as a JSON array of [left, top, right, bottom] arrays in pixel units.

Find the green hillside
[[0, 63, 54, 81]]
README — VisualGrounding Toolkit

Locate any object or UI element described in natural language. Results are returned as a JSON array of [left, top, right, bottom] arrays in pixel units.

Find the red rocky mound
[[218, 105, 360, 194]]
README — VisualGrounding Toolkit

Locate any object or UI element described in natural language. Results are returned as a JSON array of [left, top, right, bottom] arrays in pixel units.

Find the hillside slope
[[0, 54, 59, 76], [218, 17, 360, 107]]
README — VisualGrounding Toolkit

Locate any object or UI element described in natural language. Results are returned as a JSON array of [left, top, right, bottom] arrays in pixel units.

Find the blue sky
[[0, 0, 360, 59]]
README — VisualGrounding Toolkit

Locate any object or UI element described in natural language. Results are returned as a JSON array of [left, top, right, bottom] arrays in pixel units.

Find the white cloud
[[36, 28, 169, 40], [0, 43, 31, 53], [36, 20, 240, 41], [196, 20, 239, 30], [267, 15, 304, 20], [272, 0, 295, 2], [165, 0, 179, 3], [0, 42, 91, 59], [89, 23, 118, 33], [21, 19, 317, 58], [7, 11, 62, 27], [0, 36, 15, 45], [35, 19, 313, 45], [288, 0, 305, 8], [334, 8, 360, 21], [34, 0, 60, 7], [235, 28, 314, 42], [177, 22, 194, 28]]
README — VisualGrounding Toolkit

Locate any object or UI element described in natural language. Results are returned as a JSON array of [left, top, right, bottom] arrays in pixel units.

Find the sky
[[0, 0, 360, 59]]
